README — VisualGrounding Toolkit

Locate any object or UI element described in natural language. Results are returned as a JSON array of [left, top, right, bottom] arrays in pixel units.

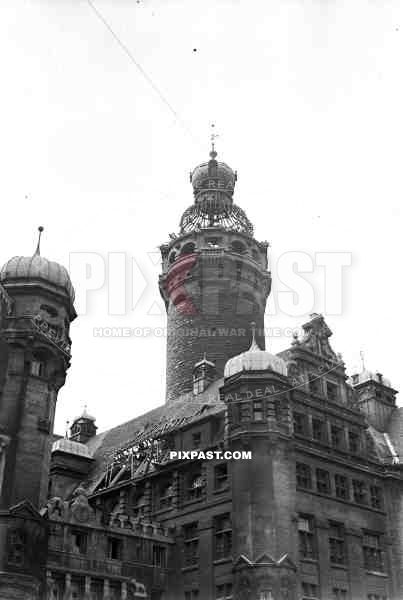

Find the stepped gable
[[83, 378, 224, 493]]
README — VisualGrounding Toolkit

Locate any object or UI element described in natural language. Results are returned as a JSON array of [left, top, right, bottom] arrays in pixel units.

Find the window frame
[[298, 515, 317, 560], [214, 514, 232, 561]]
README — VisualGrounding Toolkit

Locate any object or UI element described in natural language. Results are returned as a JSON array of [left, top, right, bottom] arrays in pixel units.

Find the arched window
[[181, 242, 196, 255], [231, 240, 246, 255]]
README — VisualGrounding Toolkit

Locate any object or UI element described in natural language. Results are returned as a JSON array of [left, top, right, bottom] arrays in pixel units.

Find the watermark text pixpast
[[169, 450, 252, 461], [69, 250, 351, 317]]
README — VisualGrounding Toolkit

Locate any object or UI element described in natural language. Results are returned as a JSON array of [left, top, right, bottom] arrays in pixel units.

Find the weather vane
[[210, 123, 219, 154]]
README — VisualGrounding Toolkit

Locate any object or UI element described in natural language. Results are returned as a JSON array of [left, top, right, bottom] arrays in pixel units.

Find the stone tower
[[159, 148, 271, 403], [0, 229, 76, 599], [222, 329, 298, 600]]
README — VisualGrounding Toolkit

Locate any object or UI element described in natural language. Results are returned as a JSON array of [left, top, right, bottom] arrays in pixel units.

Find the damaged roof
[[82, 378, 225, 493]]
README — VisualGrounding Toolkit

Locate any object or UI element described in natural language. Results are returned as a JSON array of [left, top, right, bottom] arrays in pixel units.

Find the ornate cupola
[[181, 146, 252, 235], [224, 323, 287, 379], [0, 226, 75, 317], [69, 406, 97, 444], [159, 138, 272, 403]]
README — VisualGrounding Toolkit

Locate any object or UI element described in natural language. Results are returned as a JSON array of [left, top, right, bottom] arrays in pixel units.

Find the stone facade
[[0, 152, 402, 600]]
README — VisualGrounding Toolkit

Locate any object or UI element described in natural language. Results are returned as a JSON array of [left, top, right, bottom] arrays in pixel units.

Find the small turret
[[69, 406, 97, 444], [350, 368, 397, 432]]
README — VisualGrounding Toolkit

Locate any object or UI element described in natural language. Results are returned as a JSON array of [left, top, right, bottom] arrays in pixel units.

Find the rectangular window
[[348, 431, 360, 454], [363, 533, 383, 572], [370, 485, 383, 510], [302, 582, 320, 599], [152, 545, 167, 568], [329, 522, 346, 565], [367, 595, 388, 600], [333, 589, 348, 600], [326, 381, 338, 402], [312, 419, 325, 443], [353, 480, 368, 505], [298, 515, 317, 559], [316, 469, 331, 495], [184, 522, 199, 567], [253, 400, 264, 421], [296, 463, 312, 490], [215, 583, 233, 599], [331, 425, 343, 448], [308, 373, 322, 395], [107, 537, 122, 560], [185, 591, 199, 600], [240, 403, 250, 423], [192, 432, 201, 448], [71, 530, 87, 555], [335, 474, 349, 500], [214, 464, 228, 491], [186, 471, 205, 501], [293, 412, 307, 436], [214, 514, 232, 560], [30, 360, 44, 377]]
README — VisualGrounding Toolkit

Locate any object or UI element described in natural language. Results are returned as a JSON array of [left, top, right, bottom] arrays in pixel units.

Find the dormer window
[[193, 355, 215, 395]]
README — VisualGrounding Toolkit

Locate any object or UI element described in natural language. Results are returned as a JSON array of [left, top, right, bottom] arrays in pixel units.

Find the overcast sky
[[1, 0, 402, 435]]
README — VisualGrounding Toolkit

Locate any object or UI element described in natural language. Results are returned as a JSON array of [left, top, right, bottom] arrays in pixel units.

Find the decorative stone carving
[[299, 313, 338, 360], [47, 496, 66, 520], [70, 486, 94, 524]]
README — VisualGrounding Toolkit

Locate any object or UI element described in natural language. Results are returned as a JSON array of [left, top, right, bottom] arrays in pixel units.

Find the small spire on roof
[[34, 226, 44, 257], [360, 350, 366, 371], [249, 321, 261, 352], [210, 123, 218, 159]]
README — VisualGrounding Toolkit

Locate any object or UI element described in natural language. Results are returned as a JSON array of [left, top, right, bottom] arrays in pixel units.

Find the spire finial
[[360, 350, 366, 371], [34, 226, 44, 257], [249, 321, 260, 351], [210, 123, 218, 158]]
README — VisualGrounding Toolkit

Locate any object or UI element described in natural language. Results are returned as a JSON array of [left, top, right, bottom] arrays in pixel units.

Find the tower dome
[[180, 146, 253, 235], [190, 149, 237, 199], [0, 227, 75, 302], [224, 324, 287, 378]]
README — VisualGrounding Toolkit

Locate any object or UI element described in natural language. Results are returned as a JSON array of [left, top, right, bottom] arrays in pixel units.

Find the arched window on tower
[[30, 351, 48, 377], [231, 240, 247, 255], [180, 242, 196, 255]]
